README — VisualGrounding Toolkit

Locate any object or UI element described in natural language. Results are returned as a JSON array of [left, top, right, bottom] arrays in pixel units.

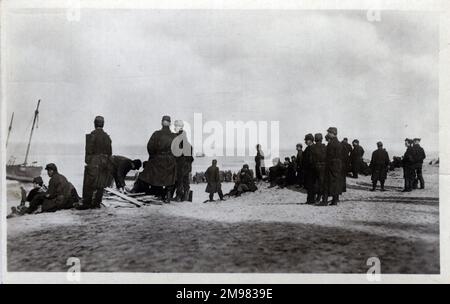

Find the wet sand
[[6, 165, 439, 273]]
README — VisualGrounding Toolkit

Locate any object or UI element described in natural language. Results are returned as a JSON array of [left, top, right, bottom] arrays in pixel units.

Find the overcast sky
[[4, 9, 439, 155]]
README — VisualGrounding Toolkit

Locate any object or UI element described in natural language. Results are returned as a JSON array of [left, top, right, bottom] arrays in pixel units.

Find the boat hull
[[6, 165, 43, 183]]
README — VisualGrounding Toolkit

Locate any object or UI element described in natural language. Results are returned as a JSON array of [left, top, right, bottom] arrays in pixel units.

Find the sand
[[6, 165, 439, 274]]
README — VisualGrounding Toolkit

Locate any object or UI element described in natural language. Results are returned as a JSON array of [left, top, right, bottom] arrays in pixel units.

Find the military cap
[[304, 133, 314, 141], [45, 163, 58, 172], [162, 115, 171, 123], [314, 133, 323, 142], [94, 116, 105, 128], [327, 127, 338, 135], [413, 138, 421, 142], [132, 159, 142, 170], [353, 139, 360, 144]]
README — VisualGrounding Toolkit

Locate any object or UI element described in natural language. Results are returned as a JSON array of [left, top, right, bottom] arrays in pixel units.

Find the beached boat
[[6, 100, 43, 182]]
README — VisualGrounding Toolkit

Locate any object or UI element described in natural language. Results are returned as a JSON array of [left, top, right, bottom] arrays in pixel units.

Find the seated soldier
[[268, 158, 286, 188], [110, 155, 142, 192], [38, 163, 80, 213], [20, 176, 47, 207], [227, 164, 258, 197]]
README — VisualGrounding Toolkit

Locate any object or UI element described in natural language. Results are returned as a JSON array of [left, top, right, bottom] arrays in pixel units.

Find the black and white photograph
[[0, 0, 449, 284]]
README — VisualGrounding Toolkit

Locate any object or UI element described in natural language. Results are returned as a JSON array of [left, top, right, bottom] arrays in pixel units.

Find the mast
[[24, 100, 40, 165], [6, 112, 14, 148]]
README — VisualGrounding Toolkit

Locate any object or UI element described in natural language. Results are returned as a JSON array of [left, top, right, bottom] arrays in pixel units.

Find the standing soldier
[[341, 137, 352, 187], [412, 138, 426, 189], [324, 127, 343, 206], [311, 133, 327, 205], [205, 160, 224, 202], [402, 138, 415, 192], [79, 116, 113, 210], [350, 139, 365, 178], [369, 142, 390, 191], [140, 115, 177, 203], [172, 120, 194, 202], [255, 144, 265, 181], [302, 134, 315, 204], [295, 143, 304, 187]]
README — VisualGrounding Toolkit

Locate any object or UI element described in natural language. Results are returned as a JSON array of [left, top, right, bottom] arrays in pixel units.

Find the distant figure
[[341, 137, 352, 178], [172, 120, 194, 202], [412, 138, 426, 189], [80, 116, 113, 210], [255, 144, 265, 181], [227, 164, 257, 197], [324, 127, 343, 206], [302, 134, 316, 204], [139, 115, 177, 203], [295, 143, 304, 187], [285, 157, 297, 186], [30, 163, 80, 213], [350, 139, 365, 178], [402, 138, 415, 192], [110, 155, 142, 192], [311, 133, 327, 205], [205, 160, 224, 202], [369, 142, 390, 191]]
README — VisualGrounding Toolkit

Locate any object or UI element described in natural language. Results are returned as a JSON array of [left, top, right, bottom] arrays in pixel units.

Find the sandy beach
[[6, 164, 439, 274]]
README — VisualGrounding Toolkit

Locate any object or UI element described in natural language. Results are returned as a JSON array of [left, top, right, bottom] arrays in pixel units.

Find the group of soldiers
[[10, 115, 427, 216]]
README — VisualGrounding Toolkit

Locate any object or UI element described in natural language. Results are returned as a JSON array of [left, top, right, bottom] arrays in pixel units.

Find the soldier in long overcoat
[[350, 139, 365, 178], [412, 138, 426, 189], [205, 160, 224, 201], [402, 139, 415, 192], [172, 120, 194, 201], [311, 133, 327, 204], [302, 134, 316, 204], [80, 116, 113, 209], [139, 115, 177, 203], [324, 127, 344, 206], [369, 142, 390, 191]]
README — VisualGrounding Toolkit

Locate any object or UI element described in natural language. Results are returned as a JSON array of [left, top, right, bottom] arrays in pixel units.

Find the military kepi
[[162, 115, 171, 123]]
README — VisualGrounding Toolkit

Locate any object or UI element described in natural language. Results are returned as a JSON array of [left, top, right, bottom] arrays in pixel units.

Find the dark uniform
[[302, 134, 315, 204], [325, 133, 344, 205], [268, 160, 286, 188], [139, 119, 177, 201], [82, 117, 113, 208], [205, 165, 224, 201], [369, 144, 390, 191], [350, 142, 365, 178], [341, 140, 352, 190], [30, 164, 80, 213], [255, 146, 265, 180], [110, 156, 141, 190], [173, 131, 194, 201], [402, 140, 415, 192], [311, 138, 327, 203], [229, 166, 257, 196], [412, 142, 426, 189], [296, 145, 304, 187]]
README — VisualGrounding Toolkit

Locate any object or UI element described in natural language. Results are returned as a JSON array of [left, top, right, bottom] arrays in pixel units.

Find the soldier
[[311, 133, 327, 205], [110, 155, 142, 192], [324, 127, 343, 206], [227, 164, 257, 197], [172, 120, 194, 202], [341, 137, 352, 179], [139, 115, 177, 203], [350, 139, 365, 178], [29, 163, 80, 213], [255, 144, 265, 181], [205, 160, 224, 202], [302, 134, 316, 204], [79, 116, 113, 210], [295, 143, 304, 187], [412, 138, 426, 189], [402, 138, 415, 192], [268, 158, 285, 188], [369, 142, 390, 191]]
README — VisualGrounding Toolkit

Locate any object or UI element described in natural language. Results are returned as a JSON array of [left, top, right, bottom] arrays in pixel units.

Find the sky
[[3, 9, 439, 156]]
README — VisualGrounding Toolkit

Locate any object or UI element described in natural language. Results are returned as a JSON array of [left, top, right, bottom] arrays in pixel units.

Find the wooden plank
[[104, 188, 143, 207]]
